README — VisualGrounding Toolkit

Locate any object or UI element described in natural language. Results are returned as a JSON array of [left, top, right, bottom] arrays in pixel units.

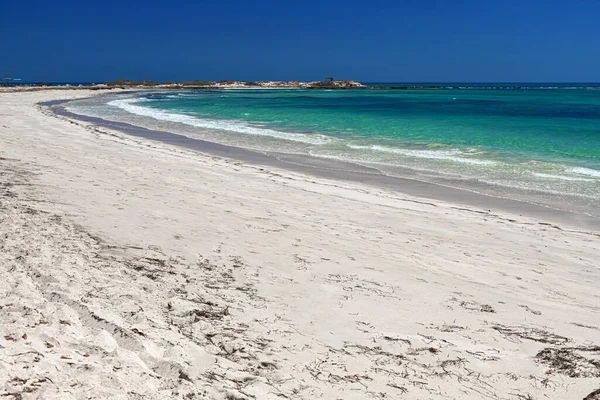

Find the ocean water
[[66, 87, 600, 217]]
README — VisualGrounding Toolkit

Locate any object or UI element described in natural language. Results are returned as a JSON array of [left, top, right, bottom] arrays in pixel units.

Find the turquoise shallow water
[[67, 87, 600, 216], [142, 89, 600, 163]]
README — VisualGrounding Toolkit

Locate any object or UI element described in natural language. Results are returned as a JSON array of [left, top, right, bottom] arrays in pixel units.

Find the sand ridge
[[1, 90, 599, 399]]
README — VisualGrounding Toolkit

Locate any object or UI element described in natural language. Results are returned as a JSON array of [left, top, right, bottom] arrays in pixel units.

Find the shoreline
[[49, 95, 600, 232], [2, 89, 600, 399]]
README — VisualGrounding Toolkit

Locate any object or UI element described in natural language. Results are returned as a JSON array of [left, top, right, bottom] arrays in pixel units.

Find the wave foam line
[[570, 167, 600, 178], [347, 144, 496, 165], [107, 98, 331, 145], [532, 173, 594, 182]]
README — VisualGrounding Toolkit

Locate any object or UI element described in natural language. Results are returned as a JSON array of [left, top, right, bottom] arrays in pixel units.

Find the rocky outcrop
[[210, 80, 365, 89], [305, 80, 364, 88]]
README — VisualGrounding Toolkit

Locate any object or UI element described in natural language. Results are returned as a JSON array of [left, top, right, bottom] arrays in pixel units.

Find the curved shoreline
[[46, 94, 600, 231], [2, 89, 600, 399]]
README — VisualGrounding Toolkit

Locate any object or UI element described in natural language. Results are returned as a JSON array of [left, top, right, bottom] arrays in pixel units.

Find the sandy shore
[[1, 90, 599, 399]]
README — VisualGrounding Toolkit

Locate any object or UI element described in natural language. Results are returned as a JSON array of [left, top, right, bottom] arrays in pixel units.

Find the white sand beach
[[1, 90, 599, 399]]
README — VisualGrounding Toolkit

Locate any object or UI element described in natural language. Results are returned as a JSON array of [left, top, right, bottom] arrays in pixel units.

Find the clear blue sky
[[1, 0, 599, 83]]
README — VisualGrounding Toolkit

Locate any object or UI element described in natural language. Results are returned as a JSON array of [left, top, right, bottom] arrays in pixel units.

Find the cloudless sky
[[1, 0, 599, 82]]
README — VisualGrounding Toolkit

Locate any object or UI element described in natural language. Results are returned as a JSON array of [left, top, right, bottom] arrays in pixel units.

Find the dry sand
[[1, 90, 599, 399]]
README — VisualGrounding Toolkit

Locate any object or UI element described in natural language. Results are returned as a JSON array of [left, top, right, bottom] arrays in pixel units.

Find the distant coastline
[[1, 79, 365, 91], [4, 79, 600, 92]]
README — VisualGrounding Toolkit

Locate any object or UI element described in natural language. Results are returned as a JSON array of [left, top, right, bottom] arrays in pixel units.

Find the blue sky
[[1, 0, 599, 82]]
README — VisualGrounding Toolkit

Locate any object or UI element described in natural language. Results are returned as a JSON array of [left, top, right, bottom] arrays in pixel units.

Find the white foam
[[347, 144, 495, 165], [107, 98, 330, 145], [533, 173, 594, 182], [570, 167, 600, 178]]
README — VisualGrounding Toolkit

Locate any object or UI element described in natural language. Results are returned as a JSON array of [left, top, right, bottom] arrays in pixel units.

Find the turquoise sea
[[67, 85, 600, 217]]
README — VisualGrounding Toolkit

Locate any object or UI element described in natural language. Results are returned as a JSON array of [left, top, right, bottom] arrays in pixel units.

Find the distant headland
[[0, 79, 457, 91], [1, 78, 364, 91], [103, 79, 368, 89], [7, 79, 595, 92]]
